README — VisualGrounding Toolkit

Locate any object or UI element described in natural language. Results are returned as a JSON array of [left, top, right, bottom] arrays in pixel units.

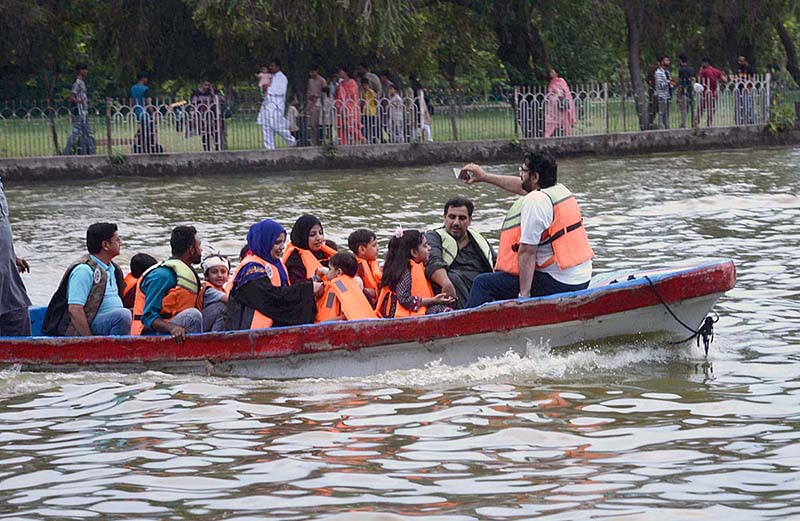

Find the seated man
[[425, 197, 496, 309], [43, 222, 131, 336], [131, 225, 203, 343], [464, 152, 593, 307]]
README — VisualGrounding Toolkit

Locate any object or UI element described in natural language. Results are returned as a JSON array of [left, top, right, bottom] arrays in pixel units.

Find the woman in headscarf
[[282, 214, 338, 285], [225, 219, 321, 330], [544, 68, 577, 138]]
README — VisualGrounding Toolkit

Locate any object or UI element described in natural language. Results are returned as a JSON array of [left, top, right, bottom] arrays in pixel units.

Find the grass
[[1, 92, 796, 158]]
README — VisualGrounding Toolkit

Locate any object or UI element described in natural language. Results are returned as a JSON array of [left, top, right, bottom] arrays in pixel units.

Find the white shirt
[[520, 190, 592, 285], [266, 71, 288, 109]]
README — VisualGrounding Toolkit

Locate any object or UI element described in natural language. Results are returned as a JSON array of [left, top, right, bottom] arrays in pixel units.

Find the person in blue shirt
[[130, 72, 158, 153], [44, 223, 130, 336], [131, 226, 203, 344]]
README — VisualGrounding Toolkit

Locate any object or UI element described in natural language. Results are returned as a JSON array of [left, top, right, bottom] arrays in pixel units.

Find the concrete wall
[[1, 126, 798, 183]]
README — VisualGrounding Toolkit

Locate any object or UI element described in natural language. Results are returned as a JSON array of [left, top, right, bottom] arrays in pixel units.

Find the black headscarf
[[290, 214, 323, 250]]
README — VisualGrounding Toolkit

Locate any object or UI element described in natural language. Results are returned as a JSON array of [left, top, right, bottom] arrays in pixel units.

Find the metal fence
[[0, 75, 776, 159]]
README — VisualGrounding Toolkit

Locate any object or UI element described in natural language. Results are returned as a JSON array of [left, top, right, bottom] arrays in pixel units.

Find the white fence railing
[[0, 75, 775, 159]]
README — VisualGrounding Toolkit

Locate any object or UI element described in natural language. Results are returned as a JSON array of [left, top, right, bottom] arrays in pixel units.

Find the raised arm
[[461, 163, 527, 196]]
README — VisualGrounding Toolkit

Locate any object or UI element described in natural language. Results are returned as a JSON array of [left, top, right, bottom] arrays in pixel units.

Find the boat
[[0, 258, 735, 379]]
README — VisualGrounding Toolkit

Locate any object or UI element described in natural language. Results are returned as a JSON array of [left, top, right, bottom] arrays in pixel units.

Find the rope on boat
[[644, 276, 719, 357]]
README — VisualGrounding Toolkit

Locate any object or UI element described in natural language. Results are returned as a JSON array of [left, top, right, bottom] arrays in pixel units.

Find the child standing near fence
[[387, 84, 405, 143]]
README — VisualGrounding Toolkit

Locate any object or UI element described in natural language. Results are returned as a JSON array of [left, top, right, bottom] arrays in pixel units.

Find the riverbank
[[1, 125, 798, 183]]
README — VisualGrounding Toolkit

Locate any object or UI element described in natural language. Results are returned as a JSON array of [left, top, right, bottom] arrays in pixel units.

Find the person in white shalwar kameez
[[257, 59, 296, 150]]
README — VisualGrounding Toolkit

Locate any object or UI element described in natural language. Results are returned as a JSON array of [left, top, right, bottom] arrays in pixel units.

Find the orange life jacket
[[282, 242, 338, 280], [316, 275, 377, 322], [536, 184, 594, 270], [196, 280, 225, 310], [494, 198, 525, 276], [357, 258, 382, 291], [228, 254, 286, 329], [376, 261, 433, 318], [131, 259, 201, 335], [121, 273, 138, 307]]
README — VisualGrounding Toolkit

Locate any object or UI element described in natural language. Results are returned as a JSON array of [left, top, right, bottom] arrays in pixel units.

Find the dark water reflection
[[1, 146, 799, 519]]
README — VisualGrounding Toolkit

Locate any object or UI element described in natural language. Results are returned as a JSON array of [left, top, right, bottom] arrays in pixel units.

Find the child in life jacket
[[200, 254, 229, 332], [122, 253, 157, 309], [376, 229, 455, 318], [347, 229, 382, 306], [316, 252, 377, 322]]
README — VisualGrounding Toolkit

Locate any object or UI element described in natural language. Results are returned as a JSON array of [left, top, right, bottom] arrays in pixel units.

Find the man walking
[[0, 180, 31, 336], [64, 64, 96, 155], [257, 59, 296, 150], [654, 55, 672, 129], [425, 197, 495, 309]]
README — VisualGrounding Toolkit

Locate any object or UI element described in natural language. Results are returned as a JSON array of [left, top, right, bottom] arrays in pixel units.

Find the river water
[[1, 146, 799, 519]]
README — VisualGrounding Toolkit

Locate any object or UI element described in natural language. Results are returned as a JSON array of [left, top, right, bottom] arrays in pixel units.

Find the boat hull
[[0, 260, 736, 378]]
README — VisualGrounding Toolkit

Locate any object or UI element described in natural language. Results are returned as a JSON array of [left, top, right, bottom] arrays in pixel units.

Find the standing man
[[306, 65, 327, 146], [462, 152, 593, 307], [131, 225, 203, 343], [0, 179, 31, 336], [425, 197, 495, 309], [257, 59, 296, 150], [699, 57, 724, 126], [64, 63, 96, 155], [654, 54, 672, 129], [130, 72, 156, 153], [736, 55, 756, 125], [356, 63, 382, 99], [43, 223, 131, 336], [677, 54, 695, 129], [191, 80, 223, 152]]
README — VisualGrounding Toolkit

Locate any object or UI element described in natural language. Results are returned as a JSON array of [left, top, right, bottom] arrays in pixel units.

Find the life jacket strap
[[539, 220, 584, 246]]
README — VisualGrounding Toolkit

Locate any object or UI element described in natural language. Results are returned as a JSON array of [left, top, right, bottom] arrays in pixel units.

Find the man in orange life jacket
[[463, 152, 593, 307], [131, 225, 203, 343]]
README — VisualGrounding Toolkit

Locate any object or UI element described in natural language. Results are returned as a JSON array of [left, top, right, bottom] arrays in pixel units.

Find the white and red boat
[[0, 259, 735, 379]]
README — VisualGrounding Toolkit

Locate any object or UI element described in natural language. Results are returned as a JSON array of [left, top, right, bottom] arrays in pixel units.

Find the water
[[2, 146, 800, 519]]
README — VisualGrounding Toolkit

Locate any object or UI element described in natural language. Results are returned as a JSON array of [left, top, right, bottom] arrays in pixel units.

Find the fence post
[[621, 83, 627, 132], [765, 72, 771, 124], [603, 82, 609, 133], [513, 86, 520, 137], [214, 94, 222, 151], [105, 97, 112, 156]]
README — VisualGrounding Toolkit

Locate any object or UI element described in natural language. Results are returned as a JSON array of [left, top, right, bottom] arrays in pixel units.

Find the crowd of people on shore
[[0, 152, 595, 341]]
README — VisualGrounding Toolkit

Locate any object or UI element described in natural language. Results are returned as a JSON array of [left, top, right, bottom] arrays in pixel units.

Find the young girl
[[376, 229, 454, 318], [199, 254, 229, 332]]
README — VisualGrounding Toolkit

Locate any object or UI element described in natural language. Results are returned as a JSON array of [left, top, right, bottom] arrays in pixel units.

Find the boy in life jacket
[[347, 229, 382, 306], [122, 253, 157, 309], [316, 252, 377, 322], [131, 225, 203, 343], [199, 254, 229, 332], [376, 229, 455, 318]]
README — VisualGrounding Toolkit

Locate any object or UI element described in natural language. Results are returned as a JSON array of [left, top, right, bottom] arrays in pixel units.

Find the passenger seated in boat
[[198, 254, 229, 332], [376, 229, 455, 318], [226, 219, 323, 330], [122, 253, 157, 309], [347, 229, 382, 306], [462, 152, 593, 307], [43, 223, 131, 336], [317, 252, 377, 322], [283, 214, 338, 285], [131, 225, 204, 343]]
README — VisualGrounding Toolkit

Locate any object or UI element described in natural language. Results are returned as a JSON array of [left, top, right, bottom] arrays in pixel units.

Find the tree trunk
[[493, 0, 550, 84], [622, 1, 647, 130], [775, 20, 800, 87]]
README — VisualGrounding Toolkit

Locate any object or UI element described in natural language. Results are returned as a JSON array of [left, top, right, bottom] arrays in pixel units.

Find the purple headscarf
[[238, 219, 289, 287]]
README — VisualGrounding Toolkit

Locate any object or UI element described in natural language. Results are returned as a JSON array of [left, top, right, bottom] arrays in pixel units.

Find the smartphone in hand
[[452, 167, 471, 181]]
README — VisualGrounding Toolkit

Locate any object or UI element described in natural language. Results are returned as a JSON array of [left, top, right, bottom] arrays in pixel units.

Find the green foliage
[[767, 94, 797, 134]]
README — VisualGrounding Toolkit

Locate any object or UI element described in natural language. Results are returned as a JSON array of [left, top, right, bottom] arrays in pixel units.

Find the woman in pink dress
[[545, 69, 577, 137], [334, 68, 363, 145]]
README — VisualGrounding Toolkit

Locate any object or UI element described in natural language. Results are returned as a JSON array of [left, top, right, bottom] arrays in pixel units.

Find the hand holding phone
[[452, 167, 471, 181]]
